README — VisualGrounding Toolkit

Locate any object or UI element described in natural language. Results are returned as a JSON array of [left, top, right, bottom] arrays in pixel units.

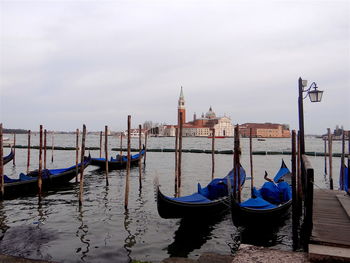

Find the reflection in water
[[167, 216, 224, 258], [236, 215, 290, 247], [102, 185, 111, 247], [123, 183, 147, 261], [239, 226, 278, 247], [123, 209, 135, 262], [76, 207, 90, 262], [35, 201, 47, 227], [0, 200, 57, 261]]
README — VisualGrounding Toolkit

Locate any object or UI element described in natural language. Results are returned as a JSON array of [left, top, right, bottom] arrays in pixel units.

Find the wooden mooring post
[[120, 133, 123, 156], [177, 112, 183, 197], [51, 131, 55, 163], [340, 131, 345, 189], [27, 130, 31, 174], [237, 125, 241, 203], [174, 127, 179, 197], [78, 125, 87, 207], [302, 154, 314, 248], [0, 124, 4, 198], [124, 115, 131, 209], [297, 131, 302, 215], [327, 128, 333, 190], [138, 124, 142, 189], [105, 125, 109, 186], [143, 130, 147, 165], [100, 131, 103, 158], [44, 129, 47, 170], [324, 138, 327, 175], [211, 128, 215, 180], [291, 130, 299, 250], [249, 128, 254, 197], [233, 124, 241, 202], [38, 125, 43, 201], [75, 129, 79, 183], [13, 133, 16, 166]]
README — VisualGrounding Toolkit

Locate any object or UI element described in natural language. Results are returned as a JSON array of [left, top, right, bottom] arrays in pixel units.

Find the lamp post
[[298, 77, 323, 156]]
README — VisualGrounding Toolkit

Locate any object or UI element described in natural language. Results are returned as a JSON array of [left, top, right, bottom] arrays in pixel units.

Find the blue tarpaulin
[[339, 165, 349, 192], [169, 193, 211, 203], [240, 197, 277, 209], [240, 161, 292, 210]]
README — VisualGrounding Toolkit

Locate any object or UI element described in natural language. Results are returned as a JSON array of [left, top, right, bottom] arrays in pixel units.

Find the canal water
[[0, 134, 345, 262]]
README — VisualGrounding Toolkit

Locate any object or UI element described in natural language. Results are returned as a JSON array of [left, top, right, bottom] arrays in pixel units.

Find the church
[[162, 88, 234, 137]]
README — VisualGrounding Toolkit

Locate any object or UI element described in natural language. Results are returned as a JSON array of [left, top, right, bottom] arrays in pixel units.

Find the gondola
[[339, 164, 349, 194], [88, 148, 146, 170], [3, 149, 14, 165], [2, 157, 91, 199], [231, 160, 292, 227], [156, 165, 246, 219]]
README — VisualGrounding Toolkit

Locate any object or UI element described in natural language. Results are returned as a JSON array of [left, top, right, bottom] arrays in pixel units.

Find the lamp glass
[[309, 90, 323, 102]]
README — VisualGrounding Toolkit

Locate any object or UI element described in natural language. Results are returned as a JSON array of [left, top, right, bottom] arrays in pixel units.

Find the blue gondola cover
[[169, 193, 211, 203], [240, 197, 277, 209], [339, 165, 348, 192]]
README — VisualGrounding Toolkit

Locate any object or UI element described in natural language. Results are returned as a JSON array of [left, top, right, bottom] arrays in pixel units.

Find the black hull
[[3, 161, 89, 199], [3, 150, 14, 165], [156, 186, 230, 219], [90, 157, 140, 170], [88, 150, 145, 170], [231, 197, 292, 227]]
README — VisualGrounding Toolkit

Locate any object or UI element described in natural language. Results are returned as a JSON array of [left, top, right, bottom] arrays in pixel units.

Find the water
[[0, 135, 346, 262]]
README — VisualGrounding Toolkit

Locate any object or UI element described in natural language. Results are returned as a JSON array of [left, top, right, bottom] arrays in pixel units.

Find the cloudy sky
[[1, 0, 349, 134]]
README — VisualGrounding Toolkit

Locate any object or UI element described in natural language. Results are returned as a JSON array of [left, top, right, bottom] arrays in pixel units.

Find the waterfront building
[[123, 128, 146, 138], [239, 123, 291, 138], [162, 88, 234, 137]]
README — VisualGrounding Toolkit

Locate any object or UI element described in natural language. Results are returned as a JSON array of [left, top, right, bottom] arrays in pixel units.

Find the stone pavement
[[1, 244, 310, 263], [161, 244, 310, 263]]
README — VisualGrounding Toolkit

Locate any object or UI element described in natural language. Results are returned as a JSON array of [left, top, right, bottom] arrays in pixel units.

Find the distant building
[[239, 123, 291, 138], [162, 88, 234, 137], [123, 128, 146, 138]]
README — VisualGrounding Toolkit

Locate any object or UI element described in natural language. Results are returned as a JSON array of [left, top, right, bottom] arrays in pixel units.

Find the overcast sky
[[1, 0, 349, 134]]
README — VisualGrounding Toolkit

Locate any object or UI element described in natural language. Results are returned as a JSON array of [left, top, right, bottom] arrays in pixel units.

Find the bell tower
[[178, 86, 186, 125]]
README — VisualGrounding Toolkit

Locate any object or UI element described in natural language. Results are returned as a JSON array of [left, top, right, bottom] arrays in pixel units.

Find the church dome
[[205, 106, 216, 119]]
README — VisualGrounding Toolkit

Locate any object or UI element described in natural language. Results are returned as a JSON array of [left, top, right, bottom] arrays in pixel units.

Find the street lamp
[[298, 77, 324, 156]]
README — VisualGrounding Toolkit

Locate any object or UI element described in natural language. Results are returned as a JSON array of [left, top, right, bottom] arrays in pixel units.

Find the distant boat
[[87, 148, 146, 170], [207, 136, 225, 139], [257, 138, 266, 141]]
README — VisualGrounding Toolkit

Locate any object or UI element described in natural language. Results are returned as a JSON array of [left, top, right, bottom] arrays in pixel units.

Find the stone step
[[309, 244, 350, 262]]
